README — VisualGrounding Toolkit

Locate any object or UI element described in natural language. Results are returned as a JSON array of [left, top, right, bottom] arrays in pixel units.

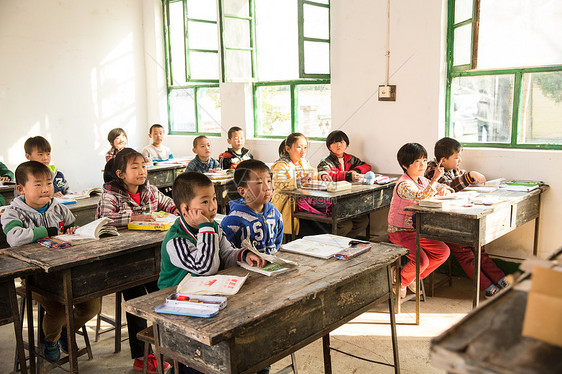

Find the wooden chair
[[94, 291, 126, 353]]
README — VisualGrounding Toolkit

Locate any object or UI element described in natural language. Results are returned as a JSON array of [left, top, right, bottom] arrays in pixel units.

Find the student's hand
[[350, 171, 361, 182], [438, 186, 454, 196], [320, 173, 332, 182], [0, 176, 9, 182], [171, 207, 180, 216], [65, 226, 78, 235], [301, 173, 313, 184], [131, 214, 156, 222], [431, 159, 445, 182], [470, 171, 486, 184], [54, 192, 63, 197], [245, 253, 267, 268], [185, 208, 209, 226]]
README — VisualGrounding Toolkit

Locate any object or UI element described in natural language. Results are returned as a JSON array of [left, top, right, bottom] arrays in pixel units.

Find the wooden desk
[[213, 178, 240, 214], [406, 187, 547, 318], [4, 230, 167, 373], [1, 184, 15, 205], [147, 164, 187, 189], [124, 243, 407, 374], [0, 255, 39, 374], [431, 279, 562, 373], [280, 181, 397, 240]]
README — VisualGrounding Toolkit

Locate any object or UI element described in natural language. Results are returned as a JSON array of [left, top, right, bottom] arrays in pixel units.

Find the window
[[253, 0, 331, 138], [446, 0, 562, 149], [164, 0, 221, 135]]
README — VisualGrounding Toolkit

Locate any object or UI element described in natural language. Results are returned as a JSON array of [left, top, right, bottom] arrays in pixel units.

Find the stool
[[137, 326, 178, 374], [94, 291, 126, 353], [428, 256, 453, 297], [14, 287, 93, 372]]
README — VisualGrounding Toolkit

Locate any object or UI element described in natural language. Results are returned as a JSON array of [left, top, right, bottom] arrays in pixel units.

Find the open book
[[55, 217, 119, 241], [65, 187, 102, 200], [177, 273, 248, 296], [128, 211, 178, 231], [237, 239, 298, 276], [281, 234, 357, 259]]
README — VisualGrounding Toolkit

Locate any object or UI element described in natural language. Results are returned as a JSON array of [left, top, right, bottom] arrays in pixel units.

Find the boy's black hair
[[24, 136, 51, 154], [108, 148, 147, 190], [397, 143, 428, 172], [15, 161, 52, 186], [227, 126, 243, 139], [278, 132, 307, 158], [193, 135, 208, 149], [434, 137, 462, 160], [107, 128, 127, 146], [149, 124, 164, 134], [325, 130, 350, 150], [172, 172, 214, 208], [234, 159, 271, 187]]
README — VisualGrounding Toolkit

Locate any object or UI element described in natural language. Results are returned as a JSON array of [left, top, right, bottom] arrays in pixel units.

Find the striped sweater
[[158, 217, 245, 289]]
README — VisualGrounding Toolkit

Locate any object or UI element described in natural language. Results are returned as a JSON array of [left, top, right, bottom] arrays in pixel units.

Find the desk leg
[[25, 279, 36, 374], [115, 291, 122, 353], [533, 193, 542, 256], [9, 282, 28, 374], [153, 324, 164, 374], [387, 266, 400, 374], [63, 270, 79, 374], [322, 334, 332, 374], [472, 235, 482, 309], [415, 223, 421, 326], [291, 196, 296, 241]]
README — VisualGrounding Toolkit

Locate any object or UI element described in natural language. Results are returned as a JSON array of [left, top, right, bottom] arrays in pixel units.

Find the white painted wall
[[2, 0, 560, 257], [0, 0, 149, 189]]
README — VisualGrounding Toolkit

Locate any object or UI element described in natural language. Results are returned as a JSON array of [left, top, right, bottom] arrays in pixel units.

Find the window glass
[[255, 86, 292, 137], [297, 84, 331, 138], [170, 89, 196, 132]]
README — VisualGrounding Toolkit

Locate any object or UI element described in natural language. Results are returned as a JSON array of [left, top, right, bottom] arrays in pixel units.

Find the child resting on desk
[[317, 129, 372, 238], [105, 127, 128, 162], [185, 135, 221, 173], [218, 126, 254, 170], [221, 159, 283, 254], [387, 143, 452, 298], [425, 137, 510, 297], [271, 132, 330, 238], [158, 172, 265, 374], [96, 148, 178, 373], [141, 124, 174, 162], [1, 161, 99, 362], [24, 136, 69, 196]]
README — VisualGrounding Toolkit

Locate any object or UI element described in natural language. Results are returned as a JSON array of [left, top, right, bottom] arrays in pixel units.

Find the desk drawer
[[334, 192, 375, 219], [148, 170, 175, 188]]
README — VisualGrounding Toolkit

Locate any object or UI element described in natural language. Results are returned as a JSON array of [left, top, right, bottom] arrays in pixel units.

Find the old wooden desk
[[0, 255, 39, 374], [124, 243, 407, 374], [213, 178, 240, 214], [1, 184, 15, 205], [147, 163, 187, 189], [280, 180, 397, 240], [431, 278, 562, 373], [406, 187, 547, 320], [4, 229, 167, 373]]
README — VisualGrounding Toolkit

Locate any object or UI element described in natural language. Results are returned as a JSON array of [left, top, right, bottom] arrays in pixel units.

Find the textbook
[[281, 234, 356, 259], [237, 239, 298, 276], [127, 211, 178, 231], [176, 273, 248, 296], [499, 180, 543, 192], [155, 293, 227, 318], [54, 196, 77, 205], [55, 217, 119, 241], [65, 187, 102, 200], [204, 171, 233, 181]]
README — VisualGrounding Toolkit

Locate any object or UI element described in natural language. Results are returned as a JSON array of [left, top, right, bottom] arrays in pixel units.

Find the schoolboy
[[218, 126, 253, 170], [24, 136, 69, 196], [141, 124, 174, 162], [1, 161, 99, 361], [425, 137, 509, 297], [0, 161, 14, 182], [185, 136, 220, 173], [221, 160, 283, 254]]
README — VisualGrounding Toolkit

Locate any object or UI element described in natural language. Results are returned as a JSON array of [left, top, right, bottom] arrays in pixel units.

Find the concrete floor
[[1, 275, 479, 374]]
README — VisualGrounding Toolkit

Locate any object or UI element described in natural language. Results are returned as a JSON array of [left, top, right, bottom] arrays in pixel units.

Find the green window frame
[[445, 0, 562, 150], [163, 0, 221, 135], [298, 0, 331, 79], [253, 80, 330, 140]]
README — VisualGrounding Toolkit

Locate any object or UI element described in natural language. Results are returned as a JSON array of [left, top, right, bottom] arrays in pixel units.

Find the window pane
[[187, 0, 217, 21], [519, 71, 562, 145], [223, 18, 251, 48], [450, 75, 514, 143], [224, 49, 252, 81], [256, 86, 291, 136], [198, 87, 221, 133], [478, 0, 562, 69], [453, 24, 472, 67], [256, 0, 298, 80], [169, 1, 187, 85], [303, 4, 329, 40], [296, 84, 331, 138], [223, 0, 250, 18], [304, 41, 329, 75], [189, 52, 219, 80], [188, 21, 218, 50], [454, 0, 473, 24], [170, 89, 196, 132]]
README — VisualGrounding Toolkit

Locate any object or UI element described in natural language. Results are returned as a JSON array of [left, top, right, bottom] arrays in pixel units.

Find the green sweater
[[0, 162, 14, 181]]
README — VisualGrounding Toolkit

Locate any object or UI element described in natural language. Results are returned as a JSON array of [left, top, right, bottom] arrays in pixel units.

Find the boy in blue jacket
[[221, 159, 283, 254]]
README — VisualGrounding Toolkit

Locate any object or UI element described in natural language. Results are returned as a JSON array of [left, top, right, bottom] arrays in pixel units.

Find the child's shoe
[[407, 280, 417, 294], [497, 275, 513, 289], [133, 354, 171, 374], [58, 332, 68, 354], [44, 340, 60, 362], [484, 284, 500, 298], [390, 266, 407, 298]]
